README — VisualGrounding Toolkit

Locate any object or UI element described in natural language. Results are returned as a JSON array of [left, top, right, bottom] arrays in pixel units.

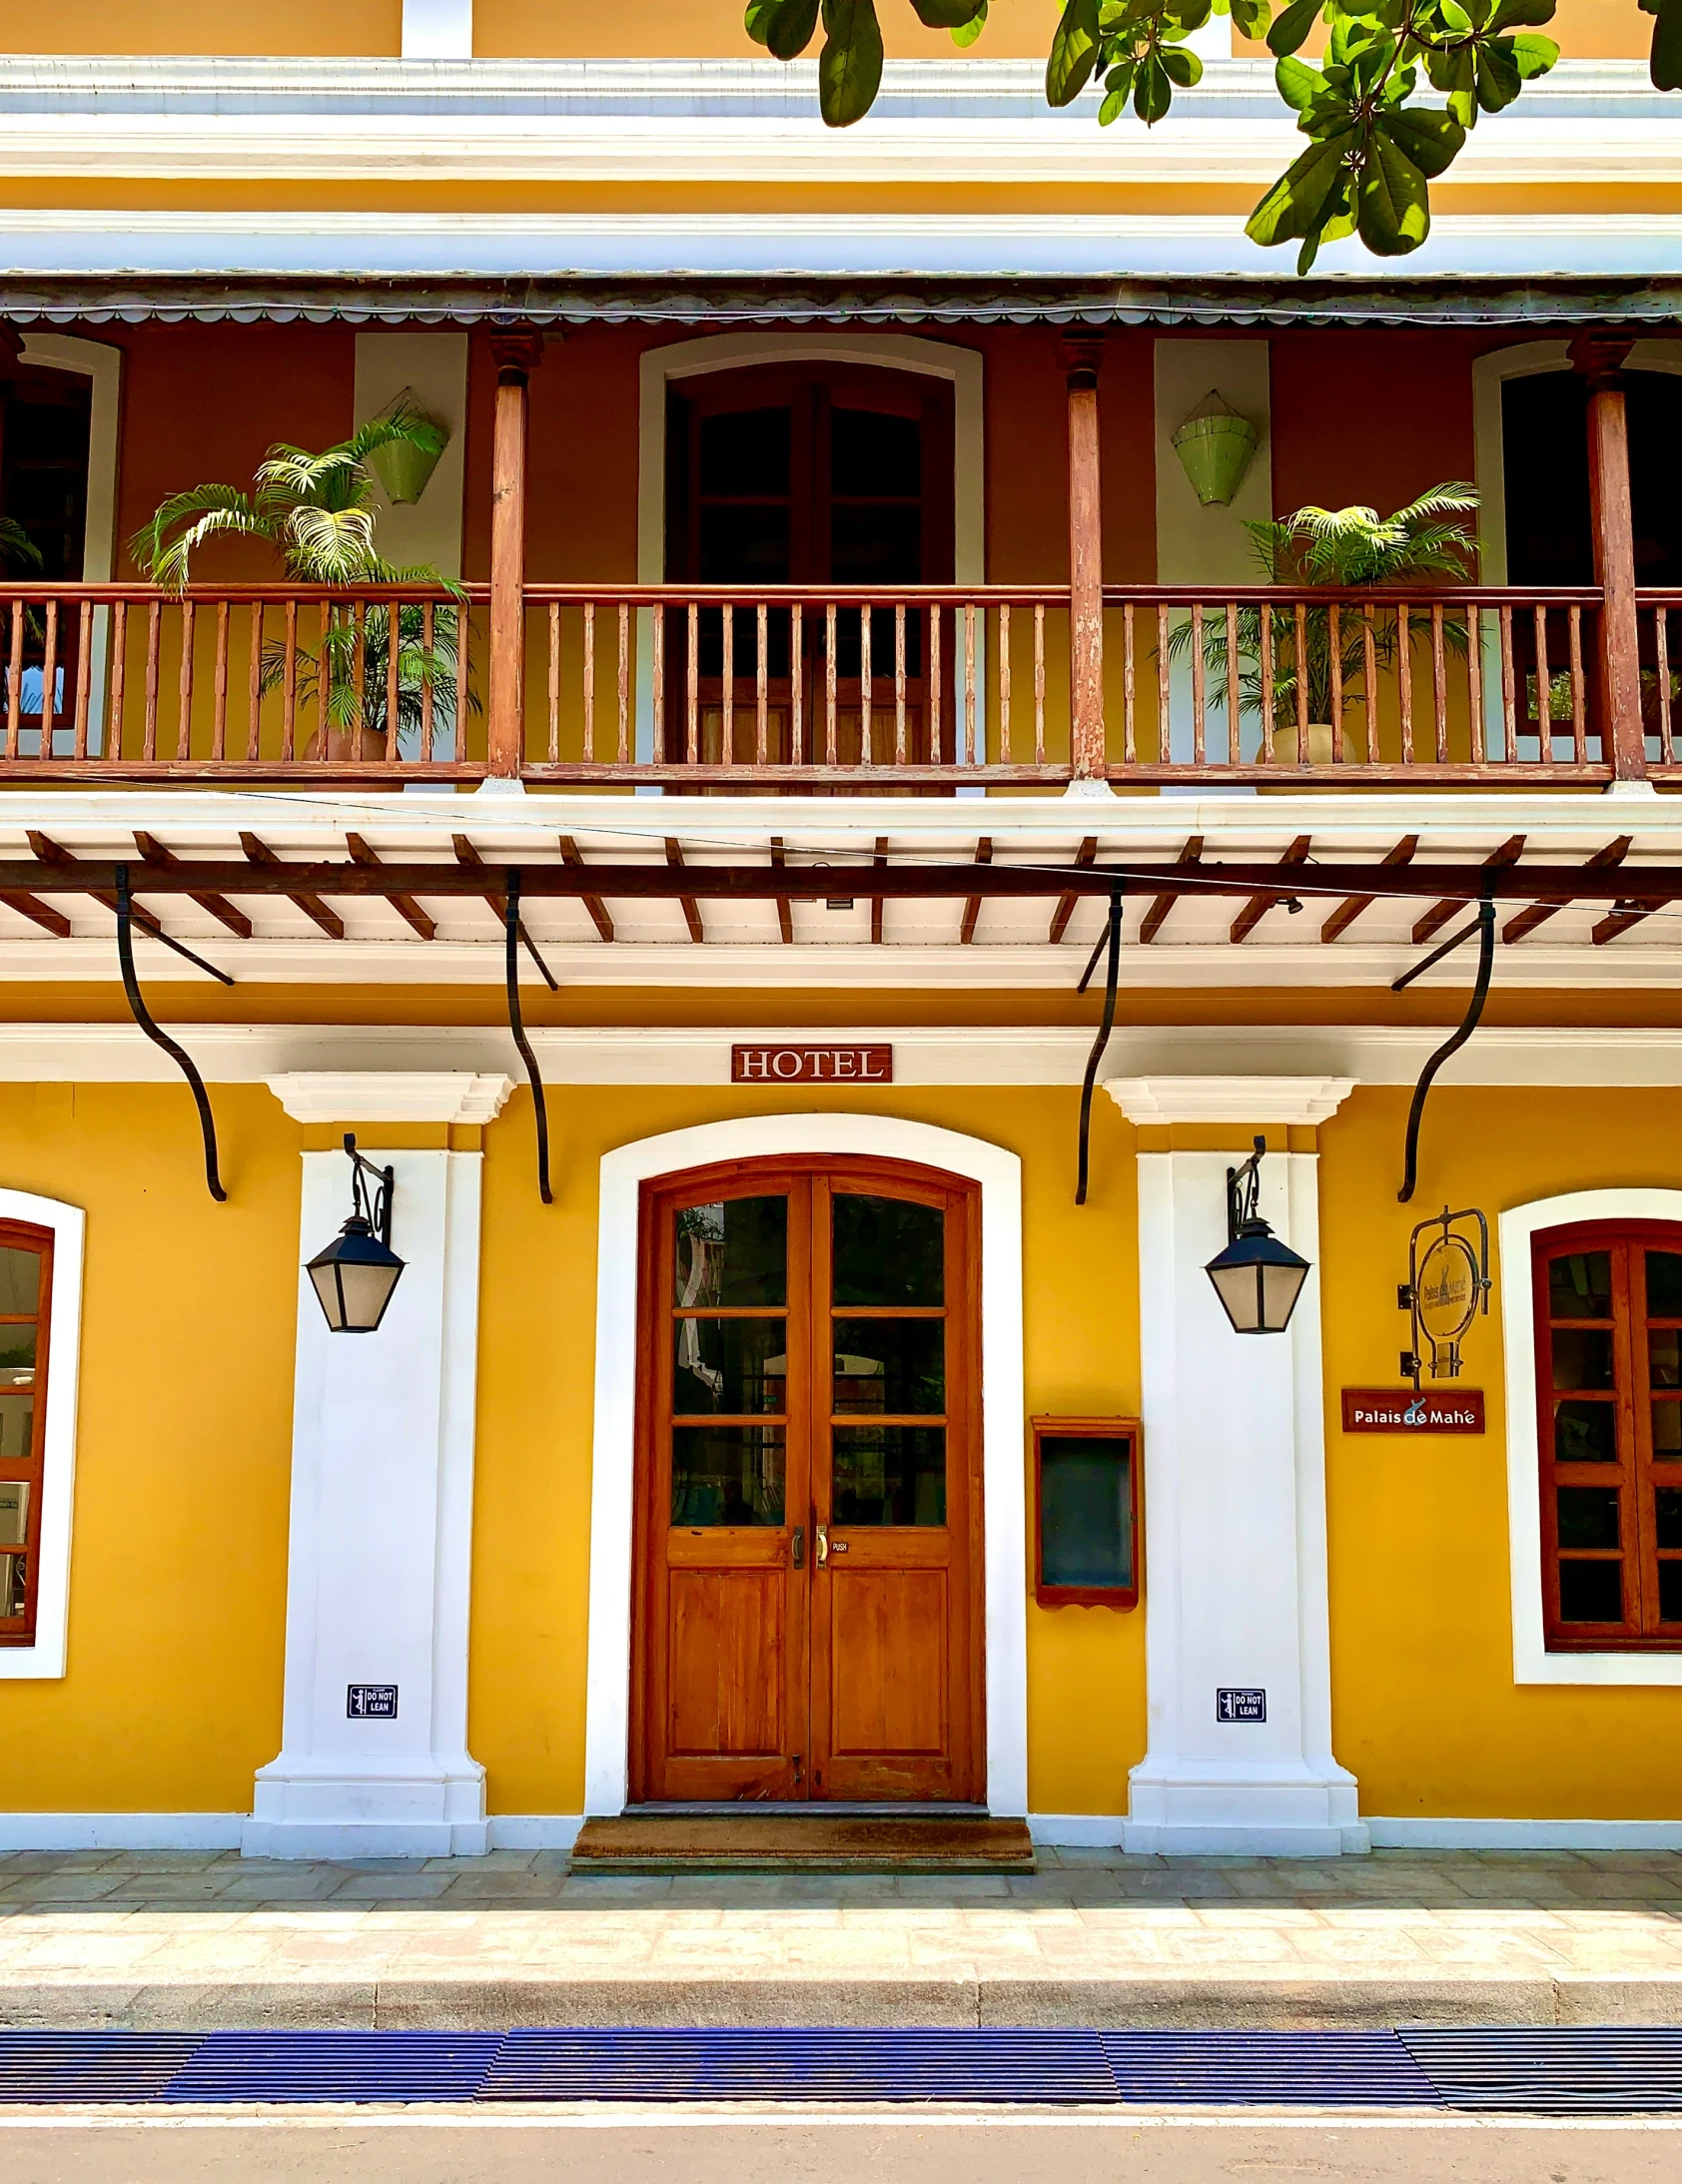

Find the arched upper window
[[1502, 369, 1682, 587], [1533, 1220, 1682, 1652]]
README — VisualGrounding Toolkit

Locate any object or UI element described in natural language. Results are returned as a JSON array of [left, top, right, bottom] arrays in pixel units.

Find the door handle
[[791, 1526, 804, 1570], [815, 1522, 829, 1567]]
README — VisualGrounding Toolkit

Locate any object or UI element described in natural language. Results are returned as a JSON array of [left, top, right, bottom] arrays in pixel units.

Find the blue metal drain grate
[[478, 2027, 1116, 2104], [0, 2025, 1672, 2108], [0, 2033, 203, 2104], [160, 2030, 503, 2104], [1102, 2031, 1440, 2106], [1399, 2028, 1682, 2112]]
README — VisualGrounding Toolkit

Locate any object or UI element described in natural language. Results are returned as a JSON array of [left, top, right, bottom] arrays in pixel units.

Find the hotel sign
[[1341, 1388, 1486, 1434], [732, 1045, 893, 1085]]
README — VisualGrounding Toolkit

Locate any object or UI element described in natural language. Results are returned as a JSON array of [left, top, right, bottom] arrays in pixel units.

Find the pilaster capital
[[1105, 1075, 1357, 1126], [266, 1071, 514, 1124]]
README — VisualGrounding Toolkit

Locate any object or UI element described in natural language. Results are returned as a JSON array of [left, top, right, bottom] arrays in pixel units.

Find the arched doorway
[[628, 1153, 985, 1805], [660, 359, 957, 769]]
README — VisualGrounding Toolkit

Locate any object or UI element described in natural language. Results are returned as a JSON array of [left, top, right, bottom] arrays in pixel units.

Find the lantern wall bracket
[[1396, 888, 1496, 1205], [341, 1131, 395, 1245], [1075, 887, 1125, 1207], [1227, 1132, 1268, 1244], [503, 869, 554, 1206], [114, 865, 227, 1203]]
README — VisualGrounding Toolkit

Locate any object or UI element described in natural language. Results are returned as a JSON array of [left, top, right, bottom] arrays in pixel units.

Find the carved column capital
[[1568, 332, 1635, 390], [488, 329, 545, 381], [1058, 333, 1108, 391]]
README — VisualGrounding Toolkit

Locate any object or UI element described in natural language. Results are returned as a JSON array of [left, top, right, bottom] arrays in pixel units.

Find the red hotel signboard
[[1341, 1388, 1486, 1433], [732, 1045, 894, 1085]]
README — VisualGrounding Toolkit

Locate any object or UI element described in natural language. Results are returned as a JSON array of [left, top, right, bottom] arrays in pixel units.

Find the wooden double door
[[630, 1157, 984, 1804], [663, 363, 956, 769]]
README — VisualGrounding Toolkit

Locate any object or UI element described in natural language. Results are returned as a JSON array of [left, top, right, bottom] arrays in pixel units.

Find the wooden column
[[1060, 335, 1108, 782], [1570, 333, 1644, 780], [487, 331, 543, 780]]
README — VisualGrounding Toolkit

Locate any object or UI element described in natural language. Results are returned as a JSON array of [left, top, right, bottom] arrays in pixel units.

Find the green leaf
[[1161, 43, 1205, 85], [951, 0, 988, 46], [744, 0, 782, 47], [818, 0, 884, 123], [1267, 0, 1323, 55], [1486, 0, 1557, 26], [1245, 125, 1356, 245], [1134, 50, 1175, 119], [909, 0, 982, 24], [1653, 0, 1682, 90], [1099, 59, 1136, 120], [1381, 101, 1466, 176], [1357, 122, 1432, 254], [1511, 31, 1559, 76], [1274, 53, 1321, 108], [755, 0, 822, 57], [1230, 0, 1270, 35], [1474, 38, 1522, 110], [1047, 0, 1103, 103]]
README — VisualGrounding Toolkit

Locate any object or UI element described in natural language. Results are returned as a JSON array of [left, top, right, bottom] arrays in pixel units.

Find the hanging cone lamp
[[1171, 389, 1261, 508], [364, 389, 449, 506]]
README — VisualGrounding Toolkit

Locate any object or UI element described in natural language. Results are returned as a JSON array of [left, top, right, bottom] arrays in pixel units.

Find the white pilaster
[[402, 0, 473, 59], [244, 1145, 487, 1858], [1110, 1077, 1365, 1855]]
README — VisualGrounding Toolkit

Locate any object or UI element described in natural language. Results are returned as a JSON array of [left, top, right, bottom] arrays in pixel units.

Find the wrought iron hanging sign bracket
[[1398, 1203, 1492, 1390]]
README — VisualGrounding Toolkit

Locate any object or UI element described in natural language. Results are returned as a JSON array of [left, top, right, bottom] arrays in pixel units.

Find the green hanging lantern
[[1171, 390, 1261, 508], [364, 389, 449, 506]]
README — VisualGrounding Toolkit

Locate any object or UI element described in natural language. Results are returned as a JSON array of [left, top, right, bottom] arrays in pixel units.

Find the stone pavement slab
[[0, 1846, 1679, 2030]]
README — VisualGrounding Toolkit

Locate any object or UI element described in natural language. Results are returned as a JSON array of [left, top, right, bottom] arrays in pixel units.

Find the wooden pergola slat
[[559, 835, 614, 942], [1319, 835, 1417, 943], [665, 839, 703, 943], [1231, 836, 1310, 944], [346, 833, 435, 942], [240, 833, 345, 940], [1049, 836, 1096, 944], [1505, 836, 1631, 942], [1140, 836, 1202, 945], [770, 839, 794, 945], [1412, 835, 1525, 943], [132, 833, 253, 940], [961, 839, 993, 946]]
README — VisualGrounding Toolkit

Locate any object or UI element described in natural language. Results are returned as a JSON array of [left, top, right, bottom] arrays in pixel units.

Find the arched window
[[0, 359, 92, 580], [1533, 1221, 1682, 1651]]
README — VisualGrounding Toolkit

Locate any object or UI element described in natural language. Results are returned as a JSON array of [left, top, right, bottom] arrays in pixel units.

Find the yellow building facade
[[1, 1, 1682, 1857]]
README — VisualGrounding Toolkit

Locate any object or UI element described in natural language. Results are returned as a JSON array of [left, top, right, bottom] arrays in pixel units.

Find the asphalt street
[[0, 2111, 1680, 2184]]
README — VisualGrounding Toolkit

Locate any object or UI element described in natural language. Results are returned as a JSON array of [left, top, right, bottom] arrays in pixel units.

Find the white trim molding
[[1107, 1077, 1358, 1126], [1367, 1817, 1682, 1849], [0, 1812, 243, 1851], [263, 1072, 513, 1124], [1501, 1186, 1682, 1688], [583, 1112, 1027, 1819], [0, 1188, 84, 1682], [402, 0, 472, 61]]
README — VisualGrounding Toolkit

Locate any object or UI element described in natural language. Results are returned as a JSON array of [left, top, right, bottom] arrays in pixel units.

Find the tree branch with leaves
[[747, 0, 1669, 273]]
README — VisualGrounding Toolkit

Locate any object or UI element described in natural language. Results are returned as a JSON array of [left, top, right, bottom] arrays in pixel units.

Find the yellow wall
[[0, 1084, 299, 1813], [1322, 1085, 1682, 1821], [11, 1064, 1682, 1823]]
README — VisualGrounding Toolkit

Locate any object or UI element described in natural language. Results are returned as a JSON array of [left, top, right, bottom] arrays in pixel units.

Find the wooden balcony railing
[[1, 577, 1676, 791]]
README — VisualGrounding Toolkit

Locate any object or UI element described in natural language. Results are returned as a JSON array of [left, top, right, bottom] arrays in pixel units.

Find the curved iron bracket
[[1397, 890, 1496, 1205], [114, 866, 226, 1202], [1075, 889, 1125, 1207], [504, 869, 554, 1206]]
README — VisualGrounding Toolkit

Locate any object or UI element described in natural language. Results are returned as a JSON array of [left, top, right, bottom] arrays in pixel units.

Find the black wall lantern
[[307, 1134, 405, 1334], [1204, 1134, 1312, 1336]]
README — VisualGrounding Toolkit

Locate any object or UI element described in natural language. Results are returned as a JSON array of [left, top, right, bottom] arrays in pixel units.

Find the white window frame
[[0, 1189, 85, 1680], [1501, 1187, 1682, 1687]]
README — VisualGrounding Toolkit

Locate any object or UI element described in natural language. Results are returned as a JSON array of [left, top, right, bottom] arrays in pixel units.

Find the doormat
[[569, 1813, 1035, 1873]]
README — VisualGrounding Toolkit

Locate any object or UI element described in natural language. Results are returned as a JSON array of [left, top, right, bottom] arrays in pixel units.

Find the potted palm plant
[[132, 405, 470, 757], [1168, 483, 1480, 763]]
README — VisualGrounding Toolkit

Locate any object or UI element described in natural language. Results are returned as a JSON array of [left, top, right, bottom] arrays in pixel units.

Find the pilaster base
[[243, 1757, 486, 1860], [1124, 1760, 1368, 1857]]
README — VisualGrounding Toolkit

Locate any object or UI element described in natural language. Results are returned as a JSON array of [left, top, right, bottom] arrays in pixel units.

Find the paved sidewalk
[[1, 1845, 1681, 2030]]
